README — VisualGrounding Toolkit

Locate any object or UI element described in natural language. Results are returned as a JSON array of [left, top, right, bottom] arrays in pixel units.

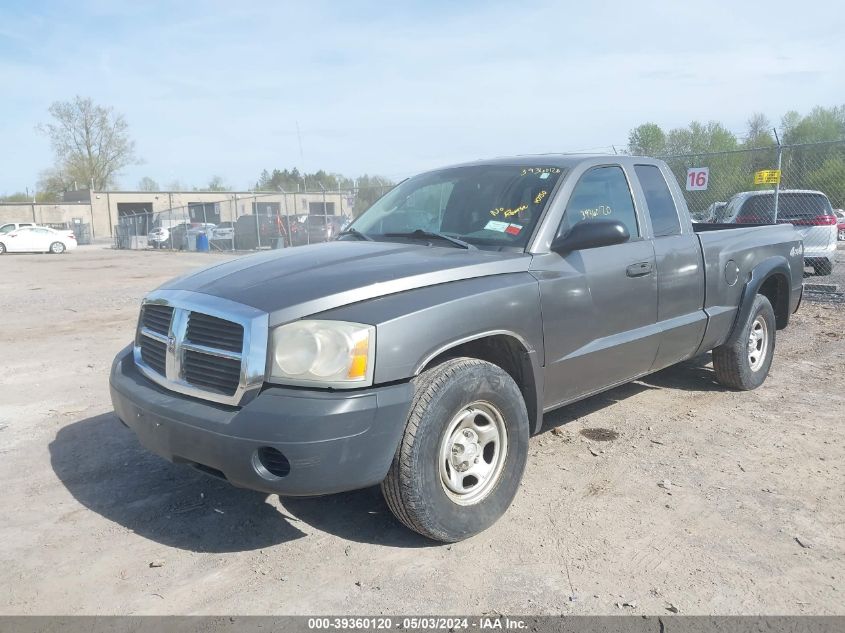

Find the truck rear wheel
[[713, 294, 776, 390], [381, 357, 529, 542]]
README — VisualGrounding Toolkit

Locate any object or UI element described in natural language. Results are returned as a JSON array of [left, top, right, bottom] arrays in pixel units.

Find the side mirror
[[551, 219, 630, 254]]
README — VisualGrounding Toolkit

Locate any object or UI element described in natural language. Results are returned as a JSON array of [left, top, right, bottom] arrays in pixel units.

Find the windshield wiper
[[382, 229, 475, 249], [336, 227, 373, 241]]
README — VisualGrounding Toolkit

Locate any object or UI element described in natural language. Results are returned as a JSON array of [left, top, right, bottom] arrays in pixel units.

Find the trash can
[[196, 233, 209, 252], [186, 234, 197, 251]]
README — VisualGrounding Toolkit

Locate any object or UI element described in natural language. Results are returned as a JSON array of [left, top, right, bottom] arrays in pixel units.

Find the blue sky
[[1, 0, 843, 193]]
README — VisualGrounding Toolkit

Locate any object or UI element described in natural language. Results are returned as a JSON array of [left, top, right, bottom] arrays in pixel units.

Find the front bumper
[[109, 345, 414, 496]]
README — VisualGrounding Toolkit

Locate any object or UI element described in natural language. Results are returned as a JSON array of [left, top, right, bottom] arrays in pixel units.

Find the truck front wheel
[[713, 294, 776, 390], [381, 357, 529, 542]]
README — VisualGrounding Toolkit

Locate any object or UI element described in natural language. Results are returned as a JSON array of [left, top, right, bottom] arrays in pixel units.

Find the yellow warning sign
[[754, 169, 781, 185]]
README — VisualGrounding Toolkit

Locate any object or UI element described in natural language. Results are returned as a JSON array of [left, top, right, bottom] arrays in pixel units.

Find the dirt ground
[[0, 245, 842, 616]]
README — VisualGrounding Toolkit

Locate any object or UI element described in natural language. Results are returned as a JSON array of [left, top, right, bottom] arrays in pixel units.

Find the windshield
[[349, 164, 565, 248]]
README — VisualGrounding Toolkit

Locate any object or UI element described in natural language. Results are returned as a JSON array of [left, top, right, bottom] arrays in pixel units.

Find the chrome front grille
[[139, 336, 167, 376], [133, 291, 269, 406], [183, 349, 242, 395], [186, 312, 244, 353], [141, 304, 173, 336]]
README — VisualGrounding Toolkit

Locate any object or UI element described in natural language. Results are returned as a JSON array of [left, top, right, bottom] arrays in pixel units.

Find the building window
[[252, 202, 281, 216], [308, 202, 336, 215], [188, 202, 220, 224]]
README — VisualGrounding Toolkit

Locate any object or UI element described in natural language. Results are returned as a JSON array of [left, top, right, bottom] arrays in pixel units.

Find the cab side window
[[560, 166, 639, 239], [635, 164, 681, 236]]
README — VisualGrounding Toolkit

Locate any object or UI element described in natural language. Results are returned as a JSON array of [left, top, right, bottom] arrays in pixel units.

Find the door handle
[[626, 261, 653, 277]]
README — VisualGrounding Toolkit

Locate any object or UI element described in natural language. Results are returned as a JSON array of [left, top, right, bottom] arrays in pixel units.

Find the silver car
[[723, 189, 837, 276]]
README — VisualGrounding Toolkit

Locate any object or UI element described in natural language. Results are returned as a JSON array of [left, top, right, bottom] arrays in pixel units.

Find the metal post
[[231, 194, 236, 251], [254, 194, 260, 249], [320, 183, 327, 242], [773, 129, 782, 223], [279, 187, 289, 247], [106, 191, 112, 237]]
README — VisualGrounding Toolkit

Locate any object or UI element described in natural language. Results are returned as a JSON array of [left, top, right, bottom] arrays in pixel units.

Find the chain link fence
[[660, 140, 845, 280], [115, 184, 393, 252]]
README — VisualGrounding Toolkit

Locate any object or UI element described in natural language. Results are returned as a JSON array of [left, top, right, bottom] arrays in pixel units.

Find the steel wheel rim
[[438, 401, 508, 506], [747, 315, 768, 372]]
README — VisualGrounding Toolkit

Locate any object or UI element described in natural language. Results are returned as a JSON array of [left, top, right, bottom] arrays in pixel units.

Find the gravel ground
[[0, 245, 842, 615]]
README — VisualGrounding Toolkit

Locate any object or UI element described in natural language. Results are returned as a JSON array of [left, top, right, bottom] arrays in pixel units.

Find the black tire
[[49, 241, 65, 254], [0, 242, 5, 254], [381, 357, 529, 543], [813, 260, 833, 276], [713, 294, 776, 390]]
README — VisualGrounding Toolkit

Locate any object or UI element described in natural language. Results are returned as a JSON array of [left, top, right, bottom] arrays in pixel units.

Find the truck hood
[[160, 241, 532, 325]]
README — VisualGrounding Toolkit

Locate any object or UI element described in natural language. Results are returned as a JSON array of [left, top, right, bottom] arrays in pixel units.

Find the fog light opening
[[254, 447, 291, 479]]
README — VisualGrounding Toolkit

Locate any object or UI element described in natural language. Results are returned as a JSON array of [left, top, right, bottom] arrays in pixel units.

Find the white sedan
[[0, 226, 77, 254]]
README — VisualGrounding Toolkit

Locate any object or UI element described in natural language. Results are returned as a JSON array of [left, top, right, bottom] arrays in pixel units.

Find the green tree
[[0, 192, 33, 202], [805, 156, 845, 208], [353, 174, 394, 215], [256, 168, 356, 192], [665, 121, 739, 155], [627, 123, 666, 156], [659, 122, 743, 213], [781, 105, 845, 144], [37, 96, 139, 195]]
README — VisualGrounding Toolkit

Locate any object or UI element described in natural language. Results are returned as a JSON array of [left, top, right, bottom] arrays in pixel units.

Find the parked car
[[834, 209, 845, 241], [0, 226, 77, 254], [701, 201, 727, 223], [211, 222, 235, 241], [0, 222, 36, 234], [111, 155, 802, 542], [148, 227, 170, 248], [723, 189, 837, 276], [291, 214, 347, 245]]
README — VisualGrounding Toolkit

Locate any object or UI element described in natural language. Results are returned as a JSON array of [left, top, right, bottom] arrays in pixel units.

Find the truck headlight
[[269, 320, 375, 387]]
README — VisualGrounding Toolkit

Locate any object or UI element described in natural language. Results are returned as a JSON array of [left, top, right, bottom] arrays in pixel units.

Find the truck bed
[[693, 223, 803, 355]]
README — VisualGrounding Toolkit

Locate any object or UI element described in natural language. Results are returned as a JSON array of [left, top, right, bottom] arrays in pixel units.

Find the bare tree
[[137, 176, 160, 191], [204, 175, 230, 191], [38, 96, 139, 194]]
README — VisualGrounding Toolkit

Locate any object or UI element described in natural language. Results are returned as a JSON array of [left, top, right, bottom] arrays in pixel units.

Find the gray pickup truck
[[110, 155, 803, 542]]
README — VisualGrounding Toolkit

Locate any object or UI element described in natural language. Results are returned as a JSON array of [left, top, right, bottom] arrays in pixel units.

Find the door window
[[635, 164, 681, 237], [561, 166, 639, 238]]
